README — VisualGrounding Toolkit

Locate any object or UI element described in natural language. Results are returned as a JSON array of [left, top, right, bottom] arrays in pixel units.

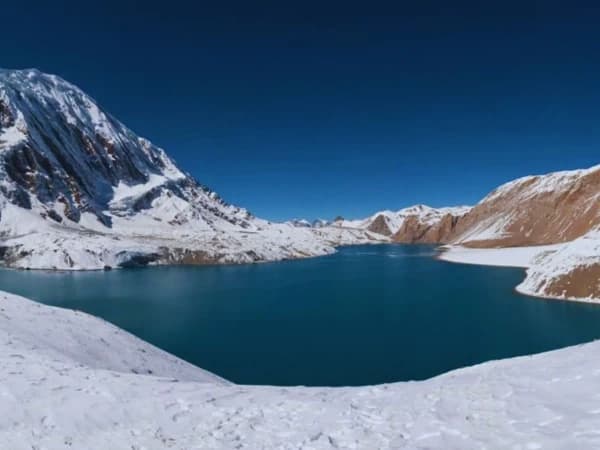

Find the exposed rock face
[[393, 213, 462, 243], [338, 205, 471, 243], [367, 214, 393, 236], [0, 69, 253, 230]]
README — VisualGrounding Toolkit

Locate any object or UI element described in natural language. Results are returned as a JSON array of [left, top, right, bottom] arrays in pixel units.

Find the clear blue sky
[[2, 1, 600, 221]]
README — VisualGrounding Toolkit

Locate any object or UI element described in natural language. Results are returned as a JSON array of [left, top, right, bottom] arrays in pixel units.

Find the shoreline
[[437, 244, 600, 305]]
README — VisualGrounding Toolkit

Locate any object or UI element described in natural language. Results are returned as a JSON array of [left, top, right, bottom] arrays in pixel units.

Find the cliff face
[[393, 213, 463, 244], [367, 214, 393, 236]]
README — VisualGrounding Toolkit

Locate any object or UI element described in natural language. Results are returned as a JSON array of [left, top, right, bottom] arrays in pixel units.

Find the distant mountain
[[0, 69, 382, 269], [286, 218, 332, 228], [286, 219, 312, 228], [335, 205, 471, 242], [312, 218, 331, 228]]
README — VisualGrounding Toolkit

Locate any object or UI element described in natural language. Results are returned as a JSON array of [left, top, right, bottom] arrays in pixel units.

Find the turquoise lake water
[[1, 244, 600, 386]]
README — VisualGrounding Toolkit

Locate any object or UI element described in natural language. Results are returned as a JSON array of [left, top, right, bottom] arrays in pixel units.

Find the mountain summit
[[0, 68, 250, 229]]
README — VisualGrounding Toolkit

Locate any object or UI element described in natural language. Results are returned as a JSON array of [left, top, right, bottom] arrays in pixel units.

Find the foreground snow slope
[[3, 290, 600, 449], [0, 291, 224, 384]]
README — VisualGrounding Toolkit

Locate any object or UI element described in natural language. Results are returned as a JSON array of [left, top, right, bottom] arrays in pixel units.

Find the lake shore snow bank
[[439, 237, 600, 303]]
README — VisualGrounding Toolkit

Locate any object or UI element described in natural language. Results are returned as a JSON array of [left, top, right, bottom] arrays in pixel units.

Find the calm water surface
[[1, 244, 600, 386]]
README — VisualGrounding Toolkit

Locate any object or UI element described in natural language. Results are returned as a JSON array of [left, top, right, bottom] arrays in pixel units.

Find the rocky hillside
[[451, 165, 600, 247], [337, 165, 599, 249], [0, 69, 382, 269]]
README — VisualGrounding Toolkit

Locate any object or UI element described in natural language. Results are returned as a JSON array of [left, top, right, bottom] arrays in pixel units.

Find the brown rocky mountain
[[449, 165, 600, 247]]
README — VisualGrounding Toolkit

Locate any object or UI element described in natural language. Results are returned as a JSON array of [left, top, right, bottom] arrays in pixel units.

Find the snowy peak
[[286, 218, 312, 228], [0, 68, 252, 230]]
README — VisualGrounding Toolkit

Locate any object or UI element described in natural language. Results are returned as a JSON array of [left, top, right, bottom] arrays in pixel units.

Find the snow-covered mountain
[[335, 205, 471, 242], [0, 69, 383, 269], [311, 218, 331, 228], [286, 218, 312, 227]]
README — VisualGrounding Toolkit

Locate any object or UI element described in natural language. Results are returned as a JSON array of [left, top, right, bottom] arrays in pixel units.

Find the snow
[[3, 289, 600, 449], [286, 218, 312, 227], [0, 291, 223, 384], [110, 173, 185, 206], [440, 234, 600, 303], [517, 230, 600, 302], [439, 244, 562, 268], [0, 124, 26, 146], [482, 164, 600, 203], [0, 200, 387, 270]]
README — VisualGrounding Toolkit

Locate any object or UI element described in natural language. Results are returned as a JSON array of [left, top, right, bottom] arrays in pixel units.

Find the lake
[[1, 244, 600, 386]]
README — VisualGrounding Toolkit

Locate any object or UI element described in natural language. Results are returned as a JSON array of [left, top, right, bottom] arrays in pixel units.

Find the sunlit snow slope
[[4, 290, 600, 449]]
